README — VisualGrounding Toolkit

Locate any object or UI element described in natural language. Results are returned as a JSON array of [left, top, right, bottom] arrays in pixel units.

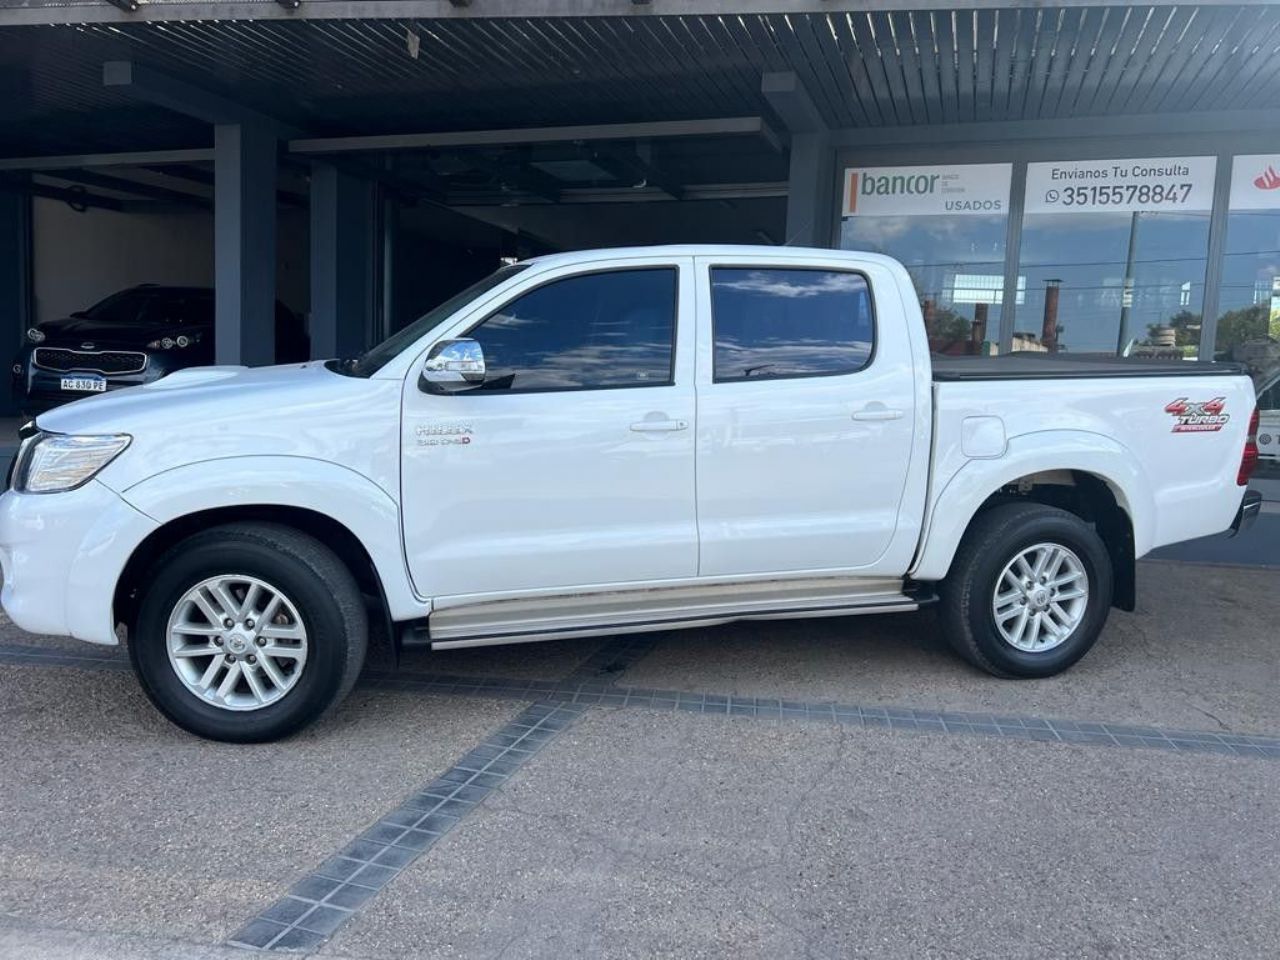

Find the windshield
[[341, 264, 529, 377]]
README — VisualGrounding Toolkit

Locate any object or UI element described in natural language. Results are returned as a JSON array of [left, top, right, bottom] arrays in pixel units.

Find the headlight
[[12, 432, 131, 494], [26, 327, 45, 343], [147, 333, 198, 350]]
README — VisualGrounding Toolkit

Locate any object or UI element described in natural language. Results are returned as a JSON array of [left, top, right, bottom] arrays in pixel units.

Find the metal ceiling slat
[[1164, 6, 1262, 113], [1037, 7, 1080, 119], [1130, 6, 1223, 114], [736, 11, 790, 75], [679, 14, 761, 116], [843, 12, 895, 127], [541, 18, 637, 120], [796, 13, 864, 127], [912, 11, 945, 126], [578, 17, 673, 121], [1205, 7, 1280, 110], [1148, 5, 1240, 113], [1108, 5, 1194, 114], [1065, 5, 1131, 117], [827, 12, 884, 128], [1237, 29, 1280, 109], [1004, 7, 1039, 121], [953, 9, 976, 122], [891, 11, 931, 126], [1050, 6, 1110, 118], [973, 8, 997, 122], [697, 14, 776, 119], [670, 15, 745, 116], [930, 11, 959, 125], [1086, 5, 1155, 116], [1191, 6, 1280, 110], [525, 17, 630, 125], [631, 15, 725, 118], [988, 8, 1016, 120], [867, 11, 914, 124], [766, 13, 845, 127], [1019, 9, 1057, 121]]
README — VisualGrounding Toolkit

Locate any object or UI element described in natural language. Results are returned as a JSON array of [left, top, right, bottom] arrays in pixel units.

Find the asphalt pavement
[[2, 561, 1278, 959]]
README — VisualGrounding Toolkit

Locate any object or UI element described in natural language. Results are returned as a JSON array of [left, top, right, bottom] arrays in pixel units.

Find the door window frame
[[705, 264, 878, 385], [455, 265, 681, 396]]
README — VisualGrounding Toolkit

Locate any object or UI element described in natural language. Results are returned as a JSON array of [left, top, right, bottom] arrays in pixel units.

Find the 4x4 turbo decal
[[1165, 397, 1230, 433]]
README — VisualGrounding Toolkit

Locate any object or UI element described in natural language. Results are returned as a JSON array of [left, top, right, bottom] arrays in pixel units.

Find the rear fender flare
[[911, 431, 1152, 582]]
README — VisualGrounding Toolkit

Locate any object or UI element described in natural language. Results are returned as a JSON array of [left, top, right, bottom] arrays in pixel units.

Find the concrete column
[[309, 162, 375, 360], [762, 72, 835, 249], [0, 181, 32, 416], [783, 131, 835, 247], [214, 122, 277, 366]]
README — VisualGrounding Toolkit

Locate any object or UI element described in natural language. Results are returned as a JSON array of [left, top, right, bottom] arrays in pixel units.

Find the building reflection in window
[[840, 214, 1007, 355], [1016, 211, 1210, 358]]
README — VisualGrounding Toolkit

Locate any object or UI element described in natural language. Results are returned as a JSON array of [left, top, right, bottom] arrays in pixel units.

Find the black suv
[[13, 285, 309, 416]]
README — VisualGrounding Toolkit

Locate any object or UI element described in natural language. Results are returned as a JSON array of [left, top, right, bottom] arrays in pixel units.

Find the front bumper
[[0, 481, 158, 644], [1229, 490, 1263, 538]]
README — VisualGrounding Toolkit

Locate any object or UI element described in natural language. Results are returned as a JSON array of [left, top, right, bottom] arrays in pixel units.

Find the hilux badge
[[416, 423, 473, 447]]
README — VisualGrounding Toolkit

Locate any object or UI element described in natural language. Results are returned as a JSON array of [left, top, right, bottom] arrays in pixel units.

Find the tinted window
[[467, 268, 677, 392], [711, 268, 874, 381], [141, 293, 211, 327], [83, 289, 150, 325]]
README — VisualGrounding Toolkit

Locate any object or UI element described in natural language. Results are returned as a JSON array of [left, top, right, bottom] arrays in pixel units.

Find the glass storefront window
[[1016, 211, 1210, 358], [838, 164, 1010, 355], [840, 215, 1007, 354], [1217, 155, 1280, 468], [1015, 157, 1217, 358]]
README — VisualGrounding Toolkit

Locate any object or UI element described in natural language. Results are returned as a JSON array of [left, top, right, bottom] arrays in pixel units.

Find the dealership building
[[1, 0, 1279, 442]]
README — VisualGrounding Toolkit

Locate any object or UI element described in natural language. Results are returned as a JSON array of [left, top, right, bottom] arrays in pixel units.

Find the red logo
[[1254, 165, 1280, 190], [1165, 397, 1230, 433]]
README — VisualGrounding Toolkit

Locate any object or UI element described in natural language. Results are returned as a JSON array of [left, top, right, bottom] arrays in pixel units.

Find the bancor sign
[[842, 163, 1011, 217]]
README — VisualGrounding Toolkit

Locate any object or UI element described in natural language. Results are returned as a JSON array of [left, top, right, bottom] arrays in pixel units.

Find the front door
[[693, 255, 918, 577], [401, 257, 697, 600]]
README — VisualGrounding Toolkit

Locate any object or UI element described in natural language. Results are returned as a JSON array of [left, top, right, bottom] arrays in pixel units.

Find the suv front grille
[[34, 347, 147, 375]]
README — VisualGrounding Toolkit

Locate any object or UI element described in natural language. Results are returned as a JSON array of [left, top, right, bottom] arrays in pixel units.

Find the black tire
[[937, 501, 1113, 678], [128, 522, 367, 742]]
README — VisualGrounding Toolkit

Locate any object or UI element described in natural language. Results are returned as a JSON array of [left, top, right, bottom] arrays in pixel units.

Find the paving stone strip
[[4, 640, 1279, 760], [226, 700, 588, 952]]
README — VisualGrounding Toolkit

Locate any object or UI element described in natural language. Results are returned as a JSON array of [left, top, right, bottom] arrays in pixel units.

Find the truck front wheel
[[128, 523, 368, 742], [938, 502, 1113, 678]]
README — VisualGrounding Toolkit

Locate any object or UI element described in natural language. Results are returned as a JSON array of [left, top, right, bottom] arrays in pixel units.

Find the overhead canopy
[[2, 3, 1279, 158]]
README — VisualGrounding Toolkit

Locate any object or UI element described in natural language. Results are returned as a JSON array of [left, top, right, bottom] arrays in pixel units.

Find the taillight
[[1238, 406, 1260, 486]]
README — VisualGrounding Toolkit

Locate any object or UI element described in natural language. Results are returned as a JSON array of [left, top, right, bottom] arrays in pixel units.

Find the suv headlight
[[11, 432, 131, 494]]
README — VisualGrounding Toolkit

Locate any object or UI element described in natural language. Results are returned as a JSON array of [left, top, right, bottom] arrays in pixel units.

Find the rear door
[[693, 254, 919, 577], [401, 256, 698, 599]]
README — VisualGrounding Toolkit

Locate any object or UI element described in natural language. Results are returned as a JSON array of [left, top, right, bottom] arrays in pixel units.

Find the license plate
[[60, 375, 107, 393]]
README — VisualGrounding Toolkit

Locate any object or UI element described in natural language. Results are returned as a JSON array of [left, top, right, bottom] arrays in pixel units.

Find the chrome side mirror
[[421, 338, 485, 394]]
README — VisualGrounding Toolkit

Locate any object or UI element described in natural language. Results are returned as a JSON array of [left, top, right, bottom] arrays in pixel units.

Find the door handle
[[630, 418, 688, 433], [852, 406, 904, 422]]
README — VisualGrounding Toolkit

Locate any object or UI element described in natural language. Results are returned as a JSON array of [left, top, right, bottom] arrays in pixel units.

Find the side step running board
[[407, 577, 935, 651]]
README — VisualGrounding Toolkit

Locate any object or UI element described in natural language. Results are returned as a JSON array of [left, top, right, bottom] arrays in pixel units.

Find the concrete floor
[[1, 560, 1278, 959]]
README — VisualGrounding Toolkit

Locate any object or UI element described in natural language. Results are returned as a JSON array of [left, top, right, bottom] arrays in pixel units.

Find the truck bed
[[931, 352, 1245, 382]]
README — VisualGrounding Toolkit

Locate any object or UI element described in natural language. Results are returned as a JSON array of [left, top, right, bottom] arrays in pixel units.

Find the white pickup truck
[[0, 246, 1262, 742]]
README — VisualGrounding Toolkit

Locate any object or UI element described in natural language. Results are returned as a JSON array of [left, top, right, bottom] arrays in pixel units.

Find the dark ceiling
[[2, 5, 1279, 159]]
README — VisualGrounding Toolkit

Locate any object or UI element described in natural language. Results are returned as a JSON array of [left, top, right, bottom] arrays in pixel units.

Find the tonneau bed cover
[[931, 352, 1246, 382]]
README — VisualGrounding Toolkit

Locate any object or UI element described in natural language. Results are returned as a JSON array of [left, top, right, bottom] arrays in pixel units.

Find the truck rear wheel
[[938, 502, 1113, 678], [128, 523, 367, 742]]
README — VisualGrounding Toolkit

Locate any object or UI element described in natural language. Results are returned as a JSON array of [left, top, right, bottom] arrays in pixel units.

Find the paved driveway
[[1, 560, 1278, 959]]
